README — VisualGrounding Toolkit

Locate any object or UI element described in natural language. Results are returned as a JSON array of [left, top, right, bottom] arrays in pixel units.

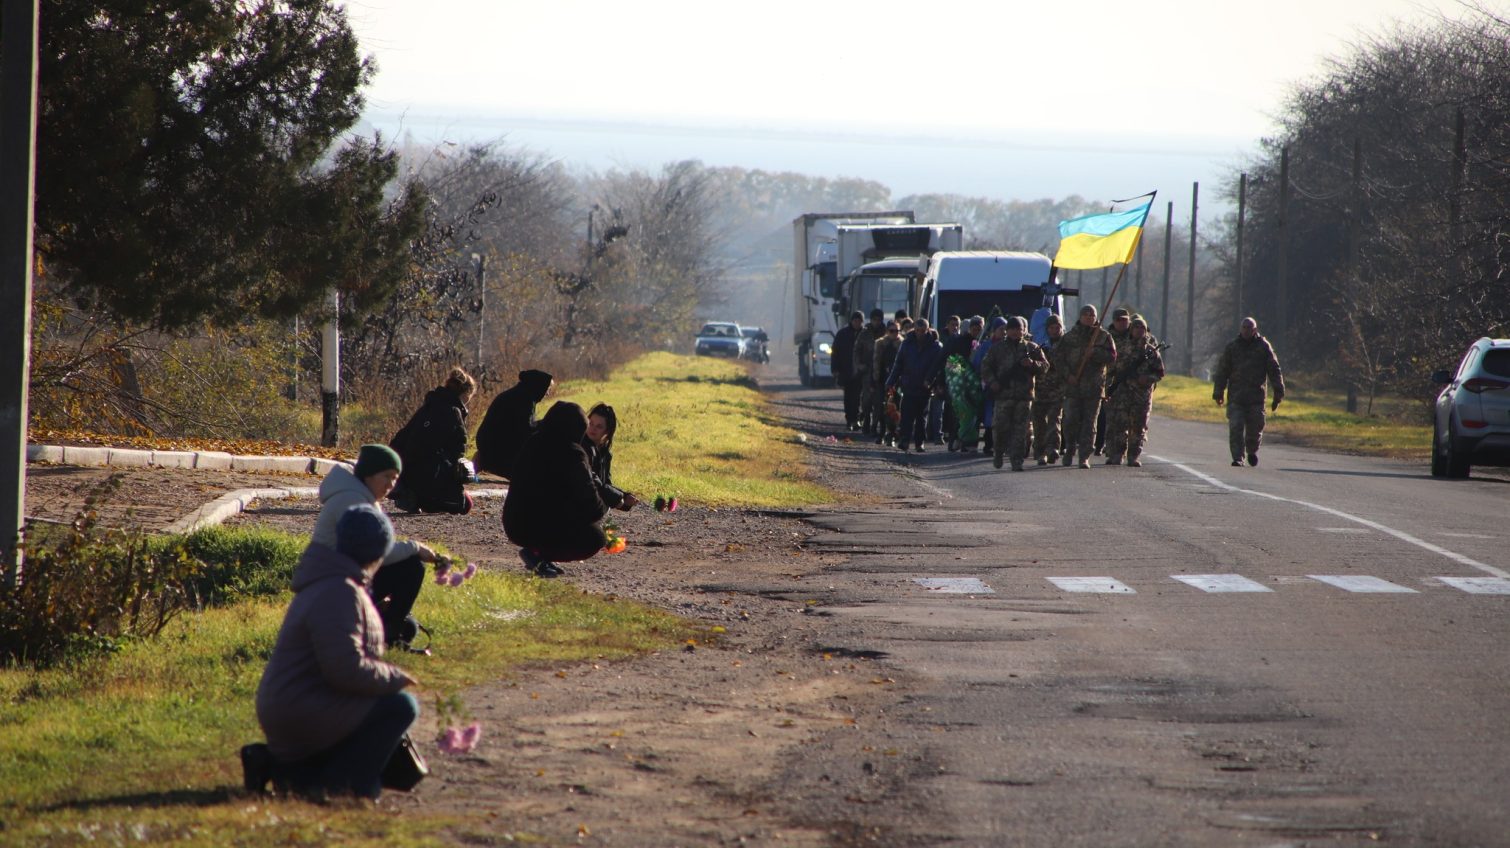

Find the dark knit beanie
[[354, 444, 402, 480], [335, 504, 394, 565]]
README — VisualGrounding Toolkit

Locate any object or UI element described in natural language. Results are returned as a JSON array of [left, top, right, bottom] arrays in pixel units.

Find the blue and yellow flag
[[1054, 201, 1152, 270]]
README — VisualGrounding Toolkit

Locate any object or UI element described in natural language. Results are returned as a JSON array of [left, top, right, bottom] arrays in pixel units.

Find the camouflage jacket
[[873, 335, 902, 384], [1037, 336, 1067, 403], [854, 324, 883, 384], [1212, 333, 1284, 406], [1054, 322, 1117, 399], [1109, 336, 1165, 406], [980, 337, 1050, 402]]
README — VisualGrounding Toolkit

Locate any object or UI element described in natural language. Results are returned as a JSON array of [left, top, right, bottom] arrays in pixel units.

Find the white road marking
[[1308, 575, 1417, 593], [1317, 527, 1370, 534], [913, 577, 994, 594], [1440, 532, 1495, 540], [1047, 577, 1136, 594], [1436, 576, 1510, 595], [1172, 574, 1274, 593], [1149, 455, 1510, 580]]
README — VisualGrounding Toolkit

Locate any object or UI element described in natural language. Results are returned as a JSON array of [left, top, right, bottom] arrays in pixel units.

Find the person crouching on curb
[[313, 444, 444, 647], [504, 401, 610, 578], [246, 504, 420, 800]]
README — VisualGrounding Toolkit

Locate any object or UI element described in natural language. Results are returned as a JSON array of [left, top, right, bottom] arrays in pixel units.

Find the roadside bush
[[158, 525, 307, 606], [0, 478, 203, 668]]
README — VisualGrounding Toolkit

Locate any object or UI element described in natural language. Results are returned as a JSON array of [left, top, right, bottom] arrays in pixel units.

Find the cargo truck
[[792, 211, 914, 386], [835, 223, 964, 322]]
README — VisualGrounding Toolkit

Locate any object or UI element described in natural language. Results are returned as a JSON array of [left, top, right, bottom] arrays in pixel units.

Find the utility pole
[[1186, 182, 1198, 375], [1235, 173, 1247, 327], [473, 253, 487, 374], [1, 0, 40, 588], [1346, 138, 1362, 413], [1276, 146, 1290, 353], [1100, 266, 1109, 311], [320, 290, 340, 447], [1160, 201, 1173, 342]]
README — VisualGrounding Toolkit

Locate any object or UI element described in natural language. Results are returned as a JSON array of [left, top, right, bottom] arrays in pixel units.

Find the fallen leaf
[[555, 671, 568, 679]]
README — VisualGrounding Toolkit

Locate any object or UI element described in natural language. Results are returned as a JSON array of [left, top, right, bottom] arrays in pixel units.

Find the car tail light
[[1462, 378, 1510, 393], [1461, 419, 1488, 428]]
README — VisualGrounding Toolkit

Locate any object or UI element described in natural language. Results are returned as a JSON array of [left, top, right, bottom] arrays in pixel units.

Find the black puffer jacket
[[473, 369, 553, 478], [389, 387, 469, 512], [502, 402, 608, 548]]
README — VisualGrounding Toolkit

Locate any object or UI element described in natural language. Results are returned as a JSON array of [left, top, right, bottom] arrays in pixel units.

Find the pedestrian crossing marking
[[1307, 575, 1417, 593], [1047, 577, 1135, 594], [914, 577, 994, 594], [1171, 574, 1274, 593], [1436, 576, 1510, 595]]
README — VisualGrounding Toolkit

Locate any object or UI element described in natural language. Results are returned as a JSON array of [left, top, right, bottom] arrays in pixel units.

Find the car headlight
[[818, 343, 832, 354]]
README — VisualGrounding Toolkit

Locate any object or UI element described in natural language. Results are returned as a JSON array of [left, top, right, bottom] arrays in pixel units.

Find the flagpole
[[1069, 196, 1157, 385]]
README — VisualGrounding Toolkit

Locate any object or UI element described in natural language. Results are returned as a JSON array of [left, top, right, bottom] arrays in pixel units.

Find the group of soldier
[[829, 305, 1287, 472]]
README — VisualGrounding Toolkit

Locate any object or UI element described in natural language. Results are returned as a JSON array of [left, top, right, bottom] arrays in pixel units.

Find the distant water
[[364, 111, 1252, 215]]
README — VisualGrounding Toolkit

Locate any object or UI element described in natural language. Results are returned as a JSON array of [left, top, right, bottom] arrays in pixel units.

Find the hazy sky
[[346, 0, 1484, 204]]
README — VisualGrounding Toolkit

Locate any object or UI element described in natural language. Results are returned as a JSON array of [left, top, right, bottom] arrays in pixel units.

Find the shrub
[[156, 525, 307, 605], [0, 477, 203, 667]]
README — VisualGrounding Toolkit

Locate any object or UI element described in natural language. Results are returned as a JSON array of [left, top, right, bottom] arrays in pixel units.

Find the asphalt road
[[770, 373, 1510, 847]]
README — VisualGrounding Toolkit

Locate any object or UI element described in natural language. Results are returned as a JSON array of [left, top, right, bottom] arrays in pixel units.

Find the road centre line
[[1147, 455, 1510, 580]]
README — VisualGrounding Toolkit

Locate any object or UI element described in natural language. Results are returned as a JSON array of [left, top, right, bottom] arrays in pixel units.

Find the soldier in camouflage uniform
[[854, 309, 886, 435], [979, 316, 1049, 471], [872, 321, 903, 446], [1033, 314, 1066, 465], [1212, 317, 1285, 467], [1104, 316, 1165, 467], [1094, 308, 1133, 456], [1055, 304, 1117, 469]]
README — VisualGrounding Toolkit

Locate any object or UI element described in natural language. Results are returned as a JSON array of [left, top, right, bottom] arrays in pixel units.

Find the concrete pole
[[1277, 146, 1290, 353], [1, 0, 40, 588], [320, 289, 340, 447], [1160, 202, 1172, 344], [1235, 173, 1246, 327]]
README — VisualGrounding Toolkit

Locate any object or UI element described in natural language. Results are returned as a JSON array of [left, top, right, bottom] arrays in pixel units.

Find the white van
[[917, 252, 1063, 337]]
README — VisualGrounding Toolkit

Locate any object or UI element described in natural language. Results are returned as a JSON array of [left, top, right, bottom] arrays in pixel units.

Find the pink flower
[[433, 559, 452, 577], [462, 562, 478, 580], [438, 727, 463, 754], [460, 722, 482, 751], [668, 498, 678, 513], [434, 572, 449, 586], [447, 571, 465, 587]]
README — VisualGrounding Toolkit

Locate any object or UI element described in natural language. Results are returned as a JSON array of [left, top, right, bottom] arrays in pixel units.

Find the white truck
[[835, 223, 964, 322], [915, 251, 1070, 340], [792, 211, 914, 386]]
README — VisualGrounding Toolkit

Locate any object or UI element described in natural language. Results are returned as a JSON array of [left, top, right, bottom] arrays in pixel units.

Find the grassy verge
[[555, 351, 831, 507], [0, 537, 690, 846], [3, 350, 817, 845], [1155, 375, 1431, 459]]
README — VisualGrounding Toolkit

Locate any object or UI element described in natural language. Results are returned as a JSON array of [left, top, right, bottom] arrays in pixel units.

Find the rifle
[[1107, 341, 1172, 397]]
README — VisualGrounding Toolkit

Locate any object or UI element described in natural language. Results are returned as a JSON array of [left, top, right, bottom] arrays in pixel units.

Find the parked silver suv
[[1431, 337, 1510, 478]]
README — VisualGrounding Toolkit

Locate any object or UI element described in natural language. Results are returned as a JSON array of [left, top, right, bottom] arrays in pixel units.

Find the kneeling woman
[[504, 401, 609, 578], [253, 504, 420, 799]]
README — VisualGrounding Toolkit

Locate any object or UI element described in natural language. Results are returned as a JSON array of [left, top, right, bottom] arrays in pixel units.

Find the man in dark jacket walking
[[1212, 317, 1285, 467], [885, 319, 944, 453], [473, 369, 554, 479], [503, 401, 610, 578], [832, 311, 865, 430]]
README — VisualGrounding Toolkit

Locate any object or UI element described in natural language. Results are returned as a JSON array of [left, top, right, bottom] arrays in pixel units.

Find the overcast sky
[[345, 0, 1483, 204]]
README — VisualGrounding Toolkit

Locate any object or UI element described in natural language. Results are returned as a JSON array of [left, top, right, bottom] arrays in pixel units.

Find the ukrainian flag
[[1054, 201, 1152, 270]]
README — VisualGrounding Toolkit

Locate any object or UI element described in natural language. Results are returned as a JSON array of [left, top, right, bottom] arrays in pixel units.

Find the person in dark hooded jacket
[[389, 368, 475, 514], [503, 401, 609, 578], [472, 369, 554, 479]]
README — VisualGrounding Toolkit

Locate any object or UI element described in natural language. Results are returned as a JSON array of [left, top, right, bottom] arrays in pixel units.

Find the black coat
[[502, 402, 608, 549], [390, 387, 469, 513], [584, 440, 626, 509], [831, 323, 860, 381], [473, 370, 553, 478]]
